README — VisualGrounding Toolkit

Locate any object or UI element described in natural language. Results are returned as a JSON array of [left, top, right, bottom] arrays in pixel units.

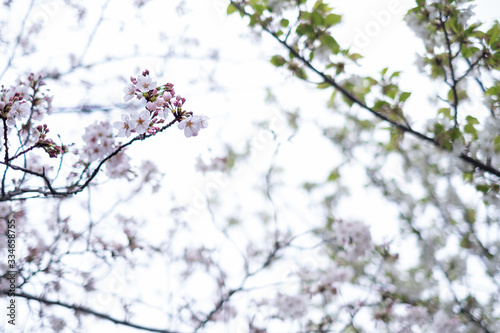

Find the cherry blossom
[[10, 100, 30, 119], [123, 83, 137, 102], [118, 71, 208, 138], [105, 150, 131, 179], [82, 120, 115, 162], [332, 219, 373, 260], [197, 115, 209, 129], [114, 113, 134, 138], [273, 293, 308, 319], [129, 109, 150, 135], [178, 115, 209, 138], [136, 73, 157, 93]]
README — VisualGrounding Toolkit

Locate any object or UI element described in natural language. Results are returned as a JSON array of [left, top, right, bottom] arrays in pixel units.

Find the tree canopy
[[0, 0, 499, 332]]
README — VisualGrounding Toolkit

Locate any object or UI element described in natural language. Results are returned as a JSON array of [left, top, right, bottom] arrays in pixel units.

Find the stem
[[440, 13, 460, 128], [2, 117, 9, 197]]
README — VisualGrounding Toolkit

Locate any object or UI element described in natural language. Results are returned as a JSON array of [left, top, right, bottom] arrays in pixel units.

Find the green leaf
[[227, 3, 237, 15], [460, 234, 472, 249], [309, 51, 315, 62], [325, 13, 342, 26], [317, 82, 331, 89], [464, 123, 477, 137], [495, 135, 500, 150], [466, 115, 479, 125], [390, 71, 401, 79], [349, 53, 363, 62], [461, 47, 473, 58], [373, 100, 389, 111], [463, 172, 473, 183], [327, 169, 340, 182], [252, 3, 265, 15], [461, 46, 480, 59], [280, 19, 289, 28], [249, 15, 258, 27], [312, 11, 324, 25], [449, 127, 462, 142], [464, 208, 476, 224], [438, 107, 451, 118], [270, 55, 286, 67], [488, 23, 500, 46], [493, 52, 500, 69], [387, 128, 404, 151], [320, 35, 340, 53], [303, 182, 318, 192], [294, 67, 308, 80], [327, 90, 337, 108], [485, 86, 498, 96], [296, 23, 314, 37], [476, 184, 490, 193], [381, 67, 389, 76], [386, 86, 398, 100], [399, 92, 411, 103], [448, 17, 459, 34]]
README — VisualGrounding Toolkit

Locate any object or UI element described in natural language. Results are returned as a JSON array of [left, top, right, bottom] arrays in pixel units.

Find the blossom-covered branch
[[0, 70, 208, 201]]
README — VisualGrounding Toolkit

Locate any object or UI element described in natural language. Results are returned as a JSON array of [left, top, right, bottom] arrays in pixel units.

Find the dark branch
[[0, 290, 181, 333]]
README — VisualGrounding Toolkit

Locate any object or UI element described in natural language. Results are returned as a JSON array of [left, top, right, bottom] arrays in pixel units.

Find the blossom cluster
[[0, 70, 208, 190], [77, 69, 209, 174], [0, 79, 31, 127], [115, 70, 208, 138], [35, 124, 66, 158], [82, 120, 115, 162], [272, 292, 309, 319], [0, 74, 63, 161], [298, 263, 354, 301], [0, 74, 53, 128], [332, 219, 373, 260], [405, 0, 477, 50], [267, 0, 292, 15]]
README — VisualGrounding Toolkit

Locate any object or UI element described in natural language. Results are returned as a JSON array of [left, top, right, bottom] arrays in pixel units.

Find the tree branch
[[440, 12, 460, 128], [0, 115, 182, 201], [0, 290, 180, 333], [229, 1, 500, 178]]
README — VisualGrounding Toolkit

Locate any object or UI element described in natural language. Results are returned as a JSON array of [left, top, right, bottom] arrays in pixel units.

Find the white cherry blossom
[[114, 113, 134, 138], [130, 109, 150, 134], [136, 74, 157, 93], [123, 83, 137, 102]]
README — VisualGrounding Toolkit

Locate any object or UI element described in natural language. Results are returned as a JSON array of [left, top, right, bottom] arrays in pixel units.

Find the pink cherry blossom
[[197, 115, 209, 129], [123, 83, 137, 102], [114, 114, 134, 138], [82, 120, 115, 161], [136, 74, 157, 93], [130, 110, 150, 134], [106, 150, 131, 179], [10, 100, 30, 120], [163, 91, 173, 100], [6, 115, 16, 126], [178, 116, 200, 138]]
